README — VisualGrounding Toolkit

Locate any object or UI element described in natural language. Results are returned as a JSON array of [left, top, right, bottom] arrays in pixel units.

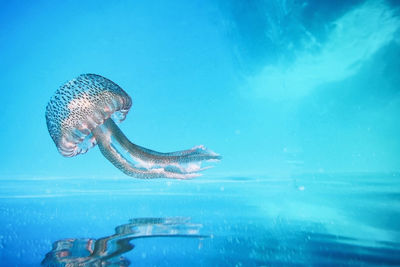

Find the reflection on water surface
[[41, 218, 205, 266]]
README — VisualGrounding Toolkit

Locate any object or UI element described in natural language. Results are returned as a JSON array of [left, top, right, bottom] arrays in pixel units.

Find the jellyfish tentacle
[[92, 118, 219, 179], [103, 118, 221, 164], [93, 127, 199, 179]]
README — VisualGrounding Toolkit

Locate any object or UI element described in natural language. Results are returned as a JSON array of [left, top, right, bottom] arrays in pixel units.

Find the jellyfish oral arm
[[92, 118, 221, 179]]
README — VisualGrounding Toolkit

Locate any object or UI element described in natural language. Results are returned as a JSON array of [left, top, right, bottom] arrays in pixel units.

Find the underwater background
[[1, 0, 400, 265]]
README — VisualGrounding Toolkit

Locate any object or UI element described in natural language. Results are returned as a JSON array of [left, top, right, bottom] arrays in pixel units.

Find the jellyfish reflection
[[41, 218, 206, 267]]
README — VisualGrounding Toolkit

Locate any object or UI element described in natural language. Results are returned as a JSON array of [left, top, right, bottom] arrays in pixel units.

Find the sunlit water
[[0, 174, 399, 266]]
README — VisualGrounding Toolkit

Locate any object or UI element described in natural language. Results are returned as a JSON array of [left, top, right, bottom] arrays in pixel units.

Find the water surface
[[1, 173, 399, 265]]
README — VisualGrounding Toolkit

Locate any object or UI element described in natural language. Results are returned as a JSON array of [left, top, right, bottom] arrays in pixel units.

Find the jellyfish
[[45, 74, 220, 179]]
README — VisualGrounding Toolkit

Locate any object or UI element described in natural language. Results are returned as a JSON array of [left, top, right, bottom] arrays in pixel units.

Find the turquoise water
[[1, 174, 400, 265], [1, 0, 400, 266]]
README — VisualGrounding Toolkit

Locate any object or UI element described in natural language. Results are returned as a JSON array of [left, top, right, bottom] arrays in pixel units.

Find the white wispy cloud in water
[[248, 0, 400, 100]]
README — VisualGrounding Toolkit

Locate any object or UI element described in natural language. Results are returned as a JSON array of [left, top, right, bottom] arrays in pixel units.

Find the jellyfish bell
[[45, 74, 220, 179], [46, 74, 131, 157]]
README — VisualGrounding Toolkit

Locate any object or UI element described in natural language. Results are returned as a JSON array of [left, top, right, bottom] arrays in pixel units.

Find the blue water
[[1, 0, 400, 266], [1, 174, 400, 265]]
